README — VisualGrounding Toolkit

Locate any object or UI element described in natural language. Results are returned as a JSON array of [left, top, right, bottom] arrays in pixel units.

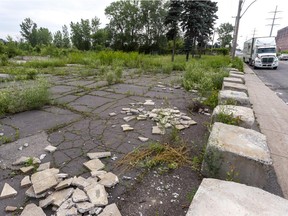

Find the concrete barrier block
[[218, 90, 250, 107], [223, 77, 244, 84], [222, 81, 248, 94], [212, 105, 255, 128], [229, 72, 245, 82], [201, 122, 272, 187], [186, 178, 288, 216]]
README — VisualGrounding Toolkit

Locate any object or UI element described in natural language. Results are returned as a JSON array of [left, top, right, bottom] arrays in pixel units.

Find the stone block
[[218, 90, 250, 107], [98, 172, 119, 188], [229, 72, 245, 82], [212, 105, 255, 128], [201, 123, 272, 188], [186, 178, 288, 216], [222, 81, 248, 94], [223, 77, 244, 84]]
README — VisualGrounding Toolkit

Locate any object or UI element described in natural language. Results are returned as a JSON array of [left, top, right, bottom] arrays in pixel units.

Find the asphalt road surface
[[251, 60, 288, 104]]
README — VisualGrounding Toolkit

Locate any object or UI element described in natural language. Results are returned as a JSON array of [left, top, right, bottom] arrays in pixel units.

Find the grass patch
[[116, 142, 192, 171], [214, 111, 241, 126], [0, 78, 50, 116]]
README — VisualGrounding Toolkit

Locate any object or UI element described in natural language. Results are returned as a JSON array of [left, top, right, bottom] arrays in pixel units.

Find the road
[[251, 61, 288, 104]]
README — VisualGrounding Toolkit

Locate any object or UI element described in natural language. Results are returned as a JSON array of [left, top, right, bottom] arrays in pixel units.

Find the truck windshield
[[257, 48, 276, 53]]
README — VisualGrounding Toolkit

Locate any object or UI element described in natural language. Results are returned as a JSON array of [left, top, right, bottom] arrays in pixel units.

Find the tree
[[217, 23, 233, 48], [165, 0, 183, 61], [181, 1, 218, 60], [70, 19, 92, 50], [139, 0, 169, 54], [37, 27, 52, 46], [62, 25, 70, 48], [105, 0, 142, 51], [91, 28, 109, 50], [53, 30, 63, 48], [20, 18, 38, 46]]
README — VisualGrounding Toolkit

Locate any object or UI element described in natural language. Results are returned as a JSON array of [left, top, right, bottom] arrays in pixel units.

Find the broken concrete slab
[[21, 176, 32, 187], [44, 145, 57, 153], [56, 198, 75, 215], [5, 206, 17, 212], [223, 77, 244, 84], [138, 136, 149, 142], [201, 123, 272, 188], [39, 195, 55, 208], [98, 172, 119, 188], [0, 183, 17, 199], [37, 162, 50, 171], [222, 81, 248, 94], [72, 188, 88, 203], [62, 206, 77, 216], [87, 152, 111, 159], [71, 176, 91, 189], [12, 156, 30, 165], [98, 203, 122, 216], [186, 178, 288, 216], [218, 90, 250, 107], [91, 170, 107, 178], [121, 124, 134, 132], [55, 178, 73, 190], [25, 186, 47, 198], [84, 183, 108, 206], [152, 126, 165, 135], [212, 105, 255, 128], [20, 165, 34, 173], [144, 100, 155, 106], [46, 187, 74, 207], [83, 159, 105, 172], [76, 202, 95, 214], [20, 203, 46, 216], [31, 168, 59, 195], [123, 116, 136, 122]]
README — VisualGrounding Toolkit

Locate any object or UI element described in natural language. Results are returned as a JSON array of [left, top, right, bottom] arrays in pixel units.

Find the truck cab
[[243, 37, 278, 70]]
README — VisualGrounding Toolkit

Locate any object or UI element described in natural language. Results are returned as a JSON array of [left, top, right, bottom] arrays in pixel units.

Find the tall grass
[[0, 79, 50, 116]]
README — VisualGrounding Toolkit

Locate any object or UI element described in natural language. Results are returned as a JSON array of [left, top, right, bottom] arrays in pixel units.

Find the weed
[[186, 188, 198, 202], [116, 142, 192, 171], [226, 165, 239, 182], [203, 147, 223, 178], [222, 98, 238, 106], [203, 90, 219, 109], [25, 157, 34, 167], [215, 111, 241, 126], [106, 71, 115, 85], [0, 135, 12, 144]]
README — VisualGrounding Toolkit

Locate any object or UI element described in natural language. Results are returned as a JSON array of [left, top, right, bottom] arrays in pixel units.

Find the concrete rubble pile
[[111, 98, 198, 136], [0, 148, 122, 216]]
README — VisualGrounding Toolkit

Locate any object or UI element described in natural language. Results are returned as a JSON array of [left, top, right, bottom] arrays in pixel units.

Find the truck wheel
[[273, 67, 277, 70]]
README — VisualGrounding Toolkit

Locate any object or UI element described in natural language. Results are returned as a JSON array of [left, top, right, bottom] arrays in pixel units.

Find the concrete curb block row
[[186, 68, 288, 215]]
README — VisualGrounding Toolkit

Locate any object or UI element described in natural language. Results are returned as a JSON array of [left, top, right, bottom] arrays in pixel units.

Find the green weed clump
[[0, 79, 50, 116], [24, 59, 66, 68], [215, 112, 241, 126], [230, 57, 244, 72]]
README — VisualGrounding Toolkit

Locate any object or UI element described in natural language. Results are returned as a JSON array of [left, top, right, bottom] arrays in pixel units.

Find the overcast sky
[[0, 0, 287, 49]]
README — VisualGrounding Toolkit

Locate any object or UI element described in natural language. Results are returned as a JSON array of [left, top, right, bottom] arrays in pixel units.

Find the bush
[[230, 57, 244, 72]]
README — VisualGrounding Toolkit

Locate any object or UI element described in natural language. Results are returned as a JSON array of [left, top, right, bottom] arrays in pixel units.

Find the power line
[[266, 6, 282, 37]]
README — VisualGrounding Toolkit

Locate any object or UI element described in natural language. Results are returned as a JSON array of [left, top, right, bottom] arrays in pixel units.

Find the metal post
[[231, 0, 243, 59]]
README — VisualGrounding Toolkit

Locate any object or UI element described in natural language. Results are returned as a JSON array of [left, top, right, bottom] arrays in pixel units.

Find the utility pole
[[267, 6, 281, 36], [252, 28, 256, 38], [231, 0, 257, 59]]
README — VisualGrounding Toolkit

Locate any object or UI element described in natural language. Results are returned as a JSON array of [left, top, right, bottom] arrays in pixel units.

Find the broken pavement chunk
[[20, 203, 46, 216], [152, 126, 165, 135], [31, 168, 59, 195], [91, 170, 107, 178], [87, 152, 111, 159], [37, 162, 50, 171], [72, 188, 88, 203], [138, 136, 149, 142], [121, 124, 134, 132], [123, 116, 136, 122], [45, 187, 74, 207], [76, 202, 95, 214], [5, 206, 17, 212], [0, 183, 17, 199], [98, 203, 122, 216], [98, 172, 119, 188], [83, 159, 105, 172], [71, 176, 91, 189], [55, 178, 73, 190], [21, 176, 32, 187], [84, 183, 108, 206], [144, 100, 155, 106], [44, 145, 57, 153], [25, 186, 47, 198], [109, 112, 117, 117], [20, 165, 34, 173]]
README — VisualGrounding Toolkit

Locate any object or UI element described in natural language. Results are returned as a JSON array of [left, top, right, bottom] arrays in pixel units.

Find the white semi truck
[[243, 37, 278, 69]]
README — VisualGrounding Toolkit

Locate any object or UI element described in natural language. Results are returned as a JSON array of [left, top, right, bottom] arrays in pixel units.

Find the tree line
[[2, 0, 234, 60]]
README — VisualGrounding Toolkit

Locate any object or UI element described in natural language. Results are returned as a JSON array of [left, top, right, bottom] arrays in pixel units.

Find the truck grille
[[262, 57, 274, 63]]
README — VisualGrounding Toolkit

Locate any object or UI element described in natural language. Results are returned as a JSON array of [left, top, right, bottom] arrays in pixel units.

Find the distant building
[[276, 26, 288, 52]]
